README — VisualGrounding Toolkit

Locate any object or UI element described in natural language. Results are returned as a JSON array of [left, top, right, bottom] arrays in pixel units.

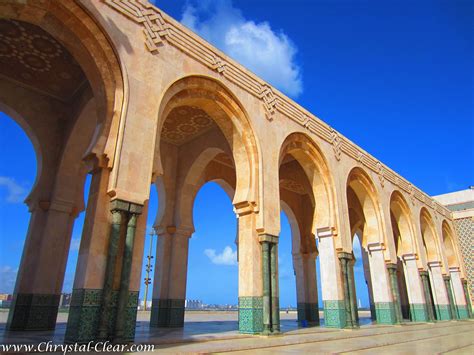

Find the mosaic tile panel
[[454, 218, 473, 305], [457, 305, 469, 320], [238, 297, 263, 334], [435, 304, 452, 321], [323, 300, 346, 328], [374, 302, 397, 325], [64, 288, 139, 343], [409, 303, 429, 322], [7, 293, 60, 330]]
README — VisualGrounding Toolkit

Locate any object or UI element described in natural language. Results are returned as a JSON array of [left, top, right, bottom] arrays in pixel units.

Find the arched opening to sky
[[352, 233, 373, 323], [0, 113, 91, 300], [186, 182, 238, 306], [278, 211, 297, 312]]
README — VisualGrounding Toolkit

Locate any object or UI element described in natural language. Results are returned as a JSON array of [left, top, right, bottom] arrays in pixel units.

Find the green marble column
[[461, 280, 473, 318], [420, 271, 435, 322], [97, 207, 124, 340], [338, 252, 357, 328], [387, 263, 404, 324], [114, 213, 138, 342], [270, 242, 280, 333], [261, 241, 271, 334], [347, 255, 358, 327], [443, 276, 456, 320]]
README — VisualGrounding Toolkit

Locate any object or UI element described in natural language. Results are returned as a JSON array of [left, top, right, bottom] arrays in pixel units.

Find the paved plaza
[[1, 310, 473, 353]]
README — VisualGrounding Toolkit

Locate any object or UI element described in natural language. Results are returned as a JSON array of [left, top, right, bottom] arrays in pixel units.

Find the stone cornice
[[104, 0, 451, 219]]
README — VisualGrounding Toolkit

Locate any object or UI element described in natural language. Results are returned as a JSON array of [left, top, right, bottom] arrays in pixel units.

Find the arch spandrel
[[154, 76, 259, 210]]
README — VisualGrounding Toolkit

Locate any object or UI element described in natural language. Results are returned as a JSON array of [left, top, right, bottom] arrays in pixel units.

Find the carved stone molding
[[103, 0, 451, 218]]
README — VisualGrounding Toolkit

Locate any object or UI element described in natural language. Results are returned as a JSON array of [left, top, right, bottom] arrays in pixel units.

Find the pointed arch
[[154, 75, 259, 208], [389, 191, 417, 257], [278, 132, 336, 234], [346, 167, 384, 247], [442, 220, 460, 268], [419, 207, 442, 263]]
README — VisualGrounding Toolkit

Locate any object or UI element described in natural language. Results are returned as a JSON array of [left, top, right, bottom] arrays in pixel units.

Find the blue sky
[[0, 0, 472, 309]]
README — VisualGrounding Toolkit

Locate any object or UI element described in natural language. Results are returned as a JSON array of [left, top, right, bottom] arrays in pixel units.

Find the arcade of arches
[[1, 0, 472, 344]]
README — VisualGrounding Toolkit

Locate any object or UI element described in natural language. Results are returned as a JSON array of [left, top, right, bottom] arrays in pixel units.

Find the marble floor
[[0, 310, 472, 354]]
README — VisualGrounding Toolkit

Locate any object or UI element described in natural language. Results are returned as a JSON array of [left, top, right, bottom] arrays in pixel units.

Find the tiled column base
[[7, 293, 60, 330], [456, 305, 469, 320], [65, 289, 138, 343], [435, 304, 452, 321], [297, 303, 319, 326], [238, 297, 263, 334], [374, 302, 397, 325], [323, 300, 346, 328], [409, 304, 429, 322], [150, 299, 185, 328]]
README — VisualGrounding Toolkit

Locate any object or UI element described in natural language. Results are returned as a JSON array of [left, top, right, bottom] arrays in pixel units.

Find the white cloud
[[0, 266, 17, 293], [0, 176, 28, 203], [181, 0, 303, 97], [204, 246, 237, 266]]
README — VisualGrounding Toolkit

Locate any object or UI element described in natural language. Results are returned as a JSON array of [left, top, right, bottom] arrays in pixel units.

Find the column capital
[[110, 199, 143, 215], [367, 242, 385, 252], [427, 261, 442, 269], [316, 227, 337, 239], [386, 262, 398, 271], [258, 234, 278, 244], [337, 251, 353, 260], [419, 270, 429, 277], [233, 200, 257, 217], [401, 253, 418, 261], [449, 266, 460, 273]]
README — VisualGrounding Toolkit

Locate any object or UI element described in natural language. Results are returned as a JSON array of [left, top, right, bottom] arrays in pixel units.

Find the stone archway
[[345, 167, 395, 326], [442, 221, 470, 319], [277, 132, 335, 330], [0, 1, 125, 340], [389, 191, 419, 321], [419, 207, 450, 321], [150, 75, 262, 334]]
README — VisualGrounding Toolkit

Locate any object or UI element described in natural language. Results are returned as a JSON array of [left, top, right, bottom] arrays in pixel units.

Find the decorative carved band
[[104, 0, 451, 218]]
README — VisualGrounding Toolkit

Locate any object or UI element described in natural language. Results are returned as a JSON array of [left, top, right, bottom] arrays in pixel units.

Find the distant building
[[434, 187, 474, 304], [185, 299, 204, 309]]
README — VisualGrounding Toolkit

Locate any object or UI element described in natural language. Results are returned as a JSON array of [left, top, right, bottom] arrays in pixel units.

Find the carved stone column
[[150, 230, 173, 327], [8, 199, 78, 331], [97, 199, 143, 342], [386, 263, 403, 324], [428, 261, 451, 320], [448, 268, 469, 319], [294, 252, 319, 326], [150, 227, 191, 328], [461, 279, 473, 318], [259, 234, 279, 334], [366, 242, 396, 325], [317, 227, 346, 328], [338, 252, 358, 328], [443, 275, 457, 320], [400, 254, 428, 322], [236, 205, 263, 334]]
